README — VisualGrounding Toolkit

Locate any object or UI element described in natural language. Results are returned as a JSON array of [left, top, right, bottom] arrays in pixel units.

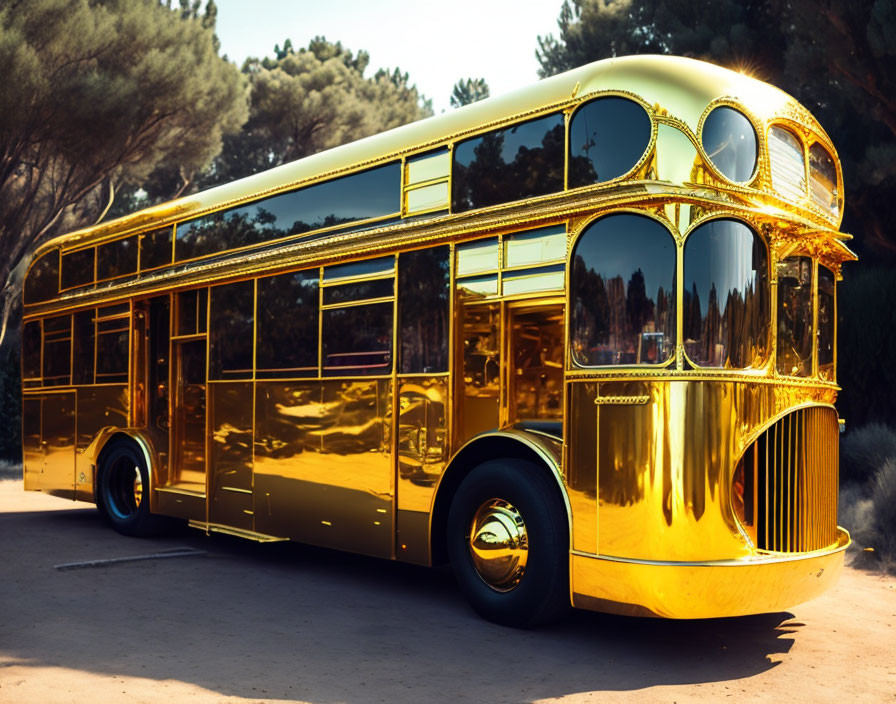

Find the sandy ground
[[0, 479, 893, 704]]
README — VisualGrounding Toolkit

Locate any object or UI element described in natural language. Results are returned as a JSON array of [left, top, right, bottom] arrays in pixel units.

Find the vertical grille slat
[[737, 407, 838, 553]]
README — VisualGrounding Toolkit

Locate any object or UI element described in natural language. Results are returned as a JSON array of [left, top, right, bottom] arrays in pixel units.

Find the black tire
[[97, 439, 169, 537], [447, 459, 569, 628]]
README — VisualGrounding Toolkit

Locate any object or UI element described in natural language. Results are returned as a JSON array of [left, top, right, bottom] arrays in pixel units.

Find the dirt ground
[[0, 479, 893, 704]]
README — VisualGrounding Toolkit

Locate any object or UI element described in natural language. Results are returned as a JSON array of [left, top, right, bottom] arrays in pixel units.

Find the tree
[[776, 0, 896, 258], [451, 78, 491, 108], [535, 0, 896, 261], [191, 37, 433, 189], [0, 0, 248, 344], [536, 0, 787, 79]]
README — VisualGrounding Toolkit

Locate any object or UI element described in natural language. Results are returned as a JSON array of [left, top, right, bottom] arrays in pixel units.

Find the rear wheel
[[98, 439, 169, 537], [447, 459, 569, 627]]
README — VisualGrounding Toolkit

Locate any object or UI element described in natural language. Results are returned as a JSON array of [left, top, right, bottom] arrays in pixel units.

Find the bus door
[[459, 302, 501, 443], [507, 302, 564, 427], [458, 299, 565, 443], [144, 289, 208, 520]]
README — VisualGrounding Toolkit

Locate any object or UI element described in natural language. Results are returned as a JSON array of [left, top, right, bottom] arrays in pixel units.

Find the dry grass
[[839, 427, 896, 574]]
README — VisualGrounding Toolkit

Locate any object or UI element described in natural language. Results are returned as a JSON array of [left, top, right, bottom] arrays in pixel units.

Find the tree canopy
[[536, 0, 896, 259], [0, 0, 248, 341], [451, 78, 491, 108], [121, 36, 434, 210], [192, 37, 433, 190]]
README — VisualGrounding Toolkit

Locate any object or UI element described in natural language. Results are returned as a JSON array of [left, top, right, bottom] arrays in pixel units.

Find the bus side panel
[[572, 379, 838, 563], [209, 381, 254, 530], [22, 391, 76, 499], [75, 385, 129, 501], [254, 379, 393, 558], [22, 396, 43, 491], [396, 376, 449, 565]]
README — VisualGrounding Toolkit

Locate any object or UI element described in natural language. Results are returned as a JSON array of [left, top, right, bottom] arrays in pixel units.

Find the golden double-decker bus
[[21, 55, 852, 626]]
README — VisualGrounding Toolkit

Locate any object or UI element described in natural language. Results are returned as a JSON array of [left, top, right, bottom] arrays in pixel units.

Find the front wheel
[[447, 459, 569, 628], [98, 439, 169, 537]]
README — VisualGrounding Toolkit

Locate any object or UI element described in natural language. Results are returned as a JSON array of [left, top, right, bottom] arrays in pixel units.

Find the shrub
[[840, 422, 896, 485], [869, 459, 896, 573]]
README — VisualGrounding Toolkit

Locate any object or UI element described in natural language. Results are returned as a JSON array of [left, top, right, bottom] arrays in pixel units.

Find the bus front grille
[[735, 406, 839, 553]]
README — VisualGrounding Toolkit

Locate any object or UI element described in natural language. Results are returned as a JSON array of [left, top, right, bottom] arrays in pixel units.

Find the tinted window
[[72, 309, 95, 385], [209, 281, 254, 380], [176, 163, 401, 261], [399, 247, 450, 373], [61, 248, 95, 290], [817, 265, 835, 380], [323, 256, 394, 281], [569, 97, 652, 188], [95, 314, 128, 383], [701, 106, 758, 183], [683, 219, 769, 368], [24, 250, 59, 304], [323, 303, 393, 376], [141, 228, 173, 270], [570, 214, 676, 366], [809, 143, 839, 215], [323, 279, 393, 305], [776, 257, 813, 377], [22, 321, 41, 380], [452, 112, 564, 213], [176, 289, 207, 336], [42, 315, 71, 386], [97, 236, 138, 280], [257, 271, 319, 378]]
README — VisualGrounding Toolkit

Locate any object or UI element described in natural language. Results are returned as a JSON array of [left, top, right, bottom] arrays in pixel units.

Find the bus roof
[[41, 54, 826, 254]]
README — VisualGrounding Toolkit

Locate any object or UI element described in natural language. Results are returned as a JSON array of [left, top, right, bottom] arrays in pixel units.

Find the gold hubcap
[[468, 499, 528, 592], [133, 467, 143, 508]]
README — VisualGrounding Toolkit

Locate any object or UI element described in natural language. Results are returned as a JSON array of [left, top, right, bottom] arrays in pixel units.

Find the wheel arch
[[92, 429, 157, 512], [430, 430, 571, 565]]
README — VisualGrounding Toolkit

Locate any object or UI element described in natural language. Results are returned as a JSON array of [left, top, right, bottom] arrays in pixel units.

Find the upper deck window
[[701, 106, 758, 184], [176, 162, 401, 261], [452, 112, 564, 213], [97, 236, 138, 281], [140, 228, 173, 270], [61, 247, 95, 291], [683, 219, 769, 369], [768, 126, 807, 202], [809, 143, 839, 216], [570, 213, 676, 366], [568, 97, 652, 188], [24, 250, 59, 305]]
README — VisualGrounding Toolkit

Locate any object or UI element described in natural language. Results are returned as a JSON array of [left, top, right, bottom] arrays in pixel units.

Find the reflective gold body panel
[[21, 55, 854, 619], [254, 379, 393, 557]]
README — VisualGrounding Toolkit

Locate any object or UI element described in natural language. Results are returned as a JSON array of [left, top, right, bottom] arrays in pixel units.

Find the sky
[[213, 0, 566, 113]]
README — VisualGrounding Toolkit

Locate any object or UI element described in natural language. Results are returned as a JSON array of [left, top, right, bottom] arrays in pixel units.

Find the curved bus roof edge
[[35, 54, 832, 259]]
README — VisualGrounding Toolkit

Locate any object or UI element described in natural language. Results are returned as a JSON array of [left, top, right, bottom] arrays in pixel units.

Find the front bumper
[[571, 528, 850, 618]]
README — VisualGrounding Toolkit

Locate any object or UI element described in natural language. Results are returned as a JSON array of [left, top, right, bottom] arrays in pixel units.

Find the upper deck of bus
[[24, 54, 853, 308]]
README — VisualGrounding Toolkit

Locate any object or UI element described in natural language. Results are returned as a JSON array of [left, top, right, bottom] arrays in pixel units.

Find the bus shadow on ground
[[1, 506, 797, 703]]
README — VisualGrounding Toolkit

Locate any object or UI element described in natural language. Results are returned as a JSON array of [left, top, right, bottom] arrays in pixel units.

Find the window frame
[[697, 100, 761, 186], [568, 210, 678, 370]]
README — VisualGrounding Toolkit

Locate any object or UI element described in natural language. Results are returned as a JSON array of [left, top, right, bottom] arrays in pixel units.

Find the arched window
[[570, 213, 676, 366], [701, 106, 758, 183], [683, 219, 769, 368], [809, 143, 839, 215], [568, 96, 652, 188]]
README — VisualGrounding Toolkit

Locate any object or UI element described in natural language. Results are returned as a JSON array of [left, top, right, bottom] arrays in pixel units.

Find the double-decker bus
[[21, 55, 853, 626]]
